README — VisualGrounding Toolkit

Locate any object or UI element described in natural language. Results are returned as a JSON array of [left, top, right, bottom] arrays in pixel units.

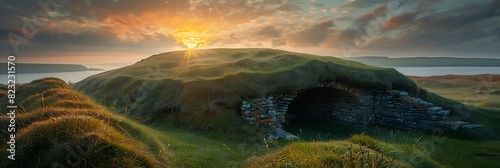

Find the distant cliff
[[345, 57, 500, 67], [0, 63, 103, 74]]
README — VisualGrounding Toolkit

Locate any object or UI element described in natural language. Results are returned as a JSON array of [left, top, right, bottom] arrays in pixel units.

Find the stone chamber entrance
[[284, 87, 365, 140], [240, 81, 478, 140], [286, 87, 362, 124]]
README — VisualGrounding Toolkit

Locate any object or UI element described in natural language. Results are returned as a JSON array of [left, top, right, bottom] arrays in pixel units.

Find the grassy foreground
[[2, 78, 498, 167], [0, 78, 163, 167]]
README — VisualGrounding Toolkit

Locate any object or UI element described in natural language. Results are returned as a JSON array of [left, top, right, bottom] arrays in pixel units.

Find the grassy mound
[[0, 78, 166, 167], [246, 134, 441, 168], [74, 48, 465, 131]]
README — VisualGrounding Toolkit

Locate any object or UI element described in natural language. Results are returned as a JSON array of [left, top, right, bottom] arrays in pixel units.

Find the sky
[[1, 0, 499, 64]]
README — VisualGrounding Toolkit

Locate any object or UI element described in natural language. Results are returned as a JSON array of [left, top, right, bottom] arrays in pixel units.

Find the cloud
[[271, 38, 287, 47], [255, 25, 282, 38], [365, 0, 500, 57], [319, 28, 357, 48], [288, 20, 335, 47], [1, 0, 500, 59], [339, 0, 388, 9], [0, 27, 179, 58], [381, 12, 417, 29]]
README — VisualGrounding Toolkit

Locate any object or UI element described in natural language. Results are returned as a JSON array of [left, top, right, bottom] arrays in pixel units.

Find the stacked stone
[[272, 94, 295, 124], [317, 81, 363, 96], [378, 90, 481, 131], [241, 81, 481, 140], [240, 95, 299, 139], [241, 97, 280, 130]]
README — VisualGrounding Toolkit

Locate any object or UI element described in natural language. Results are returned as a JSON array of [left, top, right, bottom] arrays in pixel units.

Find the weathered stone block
[[428, 107, 442, 112], [436, 110, 449, 116]]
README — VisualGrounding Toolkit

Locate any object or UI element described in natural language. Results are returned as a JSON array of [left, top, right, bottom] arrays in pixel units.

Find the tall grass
[[0, 78, 166, 167]]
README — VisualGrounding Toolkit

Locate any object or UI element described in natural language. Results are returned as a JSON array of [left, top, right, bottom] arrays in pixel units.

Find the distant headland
[[345, 57, 500, 67], [0, 63, 104, 74]]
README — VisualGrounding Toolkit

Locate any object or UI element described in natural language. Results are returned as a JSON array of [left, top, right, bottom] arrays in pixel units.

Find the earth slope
[[0, 78, 165, 167], [74, 48, 464, 131]]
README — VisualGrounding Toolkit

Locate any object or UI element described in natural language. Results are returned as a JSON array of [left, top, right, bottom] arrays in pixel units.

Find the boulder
[[461, 124, 482, 129], [436, 110, 450, 116], [399, 92, 409, 97]]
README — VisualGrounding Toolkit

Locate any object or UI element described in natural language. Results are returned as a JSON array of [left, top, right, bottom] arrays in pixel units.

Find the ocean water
[[0, 64, 123, 84], [1, 71, 104, 84]]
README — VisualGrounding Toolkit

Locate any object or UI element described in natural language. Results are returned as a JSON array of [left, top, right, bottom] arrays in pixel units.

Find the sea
[[0, 64, 122, 84], [1, 67, 499, 84]]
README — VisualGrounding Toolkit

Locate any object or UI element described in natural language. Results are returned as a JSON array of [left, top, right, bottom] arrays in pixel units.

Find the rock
[[257, 107, 266, 113], [436, 110, 449, 116], [268, 110, 277, 118], [399, 92, 409, 97], [274, 129, 299, 140], [461, 124, 482, 129], [241, 87, 473, 140], [267, 134, 277, 139], [389, 90, 400, 96], [451, 121, 470, 130], [428, 107, 442, 112], [431, 116, 442, 121], [285, 134, 299, 140]]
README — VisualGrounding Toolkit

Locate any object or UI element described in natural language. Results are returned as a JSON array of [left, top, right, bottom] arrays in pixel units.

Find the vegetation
[[74, 48, 464, 132], [0, 78, 164, 167], [246, 133, 435, 168], [410, 75, 500, 109], [0, 78, 279, 167], [2, 49, 500, 167]]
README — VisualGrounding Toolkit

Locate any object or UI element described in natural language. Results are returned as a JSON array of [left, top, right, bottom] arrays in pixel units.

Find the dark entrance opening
[[283, 87, 363, 139]]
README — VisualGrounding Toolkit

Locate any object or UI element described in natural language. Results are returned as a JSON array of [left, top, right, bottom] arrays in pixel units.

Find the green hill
[[74, 48, 464, 131]]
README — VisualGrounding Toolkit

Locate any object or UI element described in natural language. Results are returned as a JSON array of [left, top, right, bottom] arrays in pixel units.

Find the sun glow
[[172, 31, 210, 50]]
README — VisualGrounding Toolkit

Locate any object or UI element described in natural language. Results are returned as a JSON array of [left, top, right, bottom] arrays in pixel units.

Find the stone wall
[[240, 81, 481, 139]]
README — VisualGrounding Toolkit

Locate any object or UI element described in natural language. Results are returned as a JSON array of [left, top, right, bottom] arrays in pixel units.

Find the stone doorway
[[240, 81, 468, 140], [285, 87, 364, 127]]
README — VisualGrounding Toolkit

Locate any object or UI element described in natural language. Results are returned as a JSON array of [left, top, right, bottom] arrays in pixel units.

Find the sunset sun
[[172, 30, 210, 50], [180, 37, 204, 49]]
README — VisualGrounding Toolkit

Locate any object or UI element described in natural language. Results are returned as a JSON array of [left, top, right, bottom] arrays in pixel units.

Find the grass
[[410, 75, 500, 109], [74, 48, 465, 133], [1, 77, 500, 167], [0, 78, 278, 167], [0, 78, 165, 167], [3, 49, 500, 167], [246, 133, 445, 168]]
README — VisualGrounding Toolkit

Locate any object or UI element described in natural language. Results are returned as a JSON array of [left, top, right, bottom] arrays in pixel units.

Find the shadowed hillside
[[0, 78, 166, 167], [74, 48, 466, 131]]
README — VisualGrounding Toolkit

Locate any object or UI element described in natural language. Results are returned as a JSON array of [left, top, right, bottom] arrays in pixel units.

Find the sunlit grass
[[410, 75, 500, 109]]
